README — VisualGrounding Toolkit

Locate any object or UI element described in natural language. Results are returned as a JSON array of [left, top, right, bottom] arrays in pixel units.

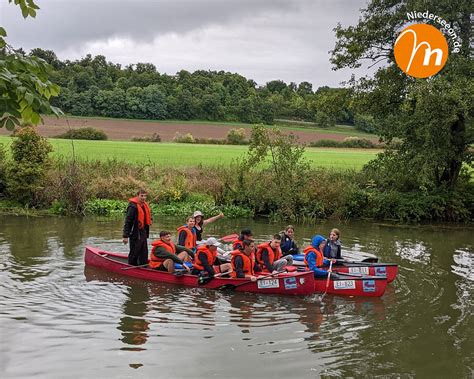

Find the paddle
[[121, 263, 149, 270], [319, 260, 333, 302], [198, 270, 233, 285], [217, 269, 286, 291], [219, 233, 239, 243]]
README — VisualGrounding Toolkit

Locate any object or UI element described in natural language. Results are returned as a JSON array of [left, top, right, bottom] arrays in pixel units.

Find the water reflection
[[118, 285, 151, 351], [395, 240, 431, 264]]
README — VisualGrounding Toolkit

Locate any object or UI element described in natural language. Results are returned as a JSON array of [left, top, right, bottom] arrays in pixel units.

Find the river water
[[0, 215, 472, 378]]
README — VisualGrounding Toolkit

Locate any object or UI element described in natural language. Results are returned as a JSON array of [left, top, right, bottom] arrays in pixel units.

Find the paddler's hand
[[184, 264, 191, 272], [122, 238, 128, 245]]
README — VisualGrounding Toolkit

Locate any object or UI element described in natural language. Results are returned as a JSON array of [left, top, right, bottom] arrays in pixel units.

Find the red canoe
[[84, 246, 315, 296], [330, 262, 398, 283], [314, 273, 388, 297]]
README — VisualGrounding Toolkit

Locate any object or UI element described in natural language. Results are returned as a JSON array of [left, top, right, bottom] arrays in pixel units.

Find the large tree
[[331, 0, 473, 190], [0, 0, 61, 129]]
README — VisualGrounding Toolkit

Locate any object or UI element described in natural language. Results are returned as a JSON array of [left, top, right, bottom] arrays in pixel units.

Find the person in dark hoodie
[[122, 189, 152, 266], [323, 228, 342, 260], [280, 225, 299, 256]]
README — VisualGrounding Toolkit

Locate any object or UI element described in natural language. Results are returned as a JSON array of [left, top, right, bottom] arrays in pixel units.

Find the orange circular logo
[[394, 23, 448, 78]]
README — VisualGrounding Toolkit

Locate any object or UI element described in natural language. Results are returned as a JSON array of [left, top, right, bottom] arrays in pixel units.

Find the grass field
[[0, 136, 380, 170]]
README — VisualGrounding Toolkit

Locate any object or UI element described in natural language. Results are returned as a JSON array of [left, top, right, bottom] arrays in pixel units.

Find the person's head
[[270, 234, 281, 249], [329, 228, 340, 242], [186, 216, 195, 228], [242, 239, 255, 255], [160, 231, 172, 243], [285, 225, 295, 238], [193, 210, 203, 225], [205, 237, 221, 252], [311, 235, 326, 251], [240, 229, 253, 240], [136, 189, 147, 203]]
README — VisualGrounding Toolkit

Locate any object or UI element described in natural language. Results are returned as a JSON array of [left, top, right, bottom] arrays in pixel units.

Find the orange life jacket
[[303, 246, 324, 268], [193, 245, 216, 271], [128, 197, 152, 230], [149, 240, 177, 269], [232, 239, 243, 250], [230, 250, 255, 277], [256, 242, 282, 271], [177, 226, 196, 249]]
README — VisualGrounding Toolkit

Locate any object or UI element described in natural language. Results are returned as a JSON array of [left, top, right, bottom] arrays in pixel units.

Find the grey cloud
[[1, 0, 296, 50]]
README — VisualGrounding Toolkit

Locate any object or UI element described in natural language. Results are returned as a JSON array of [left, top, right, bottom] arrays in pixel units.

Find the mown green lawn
[[0, 136, 380, 170]]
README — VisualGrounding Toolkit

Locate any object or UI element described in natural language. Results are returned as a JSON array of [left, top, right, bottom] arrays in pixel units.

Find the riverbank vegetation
[[0, 126, 472, 222]]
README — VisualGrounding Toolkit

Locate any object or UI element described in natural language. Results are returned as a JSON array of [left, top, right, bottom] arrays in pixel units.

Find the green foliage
[[226, 128, 247, 145], [353, 114, 377, 134], [55, 127, 108, 140], [84, 198, 126, 216], [0, 1, 62, 128], [309, 137, 377, 148], [0, 143, 7, 195], [173, 132, 195, 144], [7, 127, 52, 205], [331, 0, 473, 190], [131, 133, 161, 142]]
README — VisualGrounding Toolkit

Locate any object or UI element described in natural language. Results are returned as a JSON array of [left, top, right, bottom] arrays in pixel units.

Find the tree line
[[24, 48, 374, 129]]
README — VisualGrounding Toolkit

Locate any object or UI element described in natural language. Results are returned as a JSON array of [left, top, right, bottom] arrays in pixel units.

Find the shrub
[[55, 127, 108, 140], [354, 113, 378, 134], [309, 138, 377, 148], [131, 133, 161, 142], [173, 132, 195, 144], [226, 128, 247, 145], [7, 127, 53, 205], [0, 144, 7, 197]]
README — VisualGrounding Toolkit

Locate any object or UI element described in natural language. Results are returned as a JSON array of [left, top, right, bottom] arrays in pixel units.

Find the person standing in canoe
[[323, 228, 342, 260], [232, 229, 254, 250], [230, 239, 261, 281], [149, 231, 194, 273], [256, 234, 293, 273], [192, 210, 225, 242], [280, 225, 299, 256], [122, 189, 152, 266], [177, 216, 197, 252], [304, 235, 333, 277], [192, 237, 232, 278]]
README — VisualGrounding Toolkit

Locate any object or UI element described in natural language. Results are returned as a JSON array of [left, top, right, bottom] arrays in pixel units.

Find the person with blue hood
[[303, 235, 332, 277]]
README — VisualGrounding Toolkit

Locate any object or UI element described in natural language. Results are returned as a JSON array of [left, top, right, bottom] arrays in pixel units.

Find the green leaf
[[0, 27, 6, 37], [31, 112, 41, 125], [24, 92, 34, 105], [21, 5, 29, 18], [28, 8, 36, 17], [6, 118, 15, 131]]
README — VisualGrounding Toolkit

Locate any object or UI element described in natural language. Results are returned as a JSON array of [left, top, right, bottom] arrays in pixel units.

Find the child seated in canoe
[[149, 231, 194, 273], [256, 234, 293, 273], [280, 225, 300, 256], [177, 216, 197, 252], [230, 239, 261, 281], [304, 235, 334, 278], [324, 228, 342, 260], [192, 237, 232, 278]]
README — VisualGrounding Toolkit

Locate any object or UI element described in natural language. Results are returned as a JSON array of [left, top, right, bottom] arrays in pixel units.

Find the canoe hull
[[314, 275, 387, 297], [84, 246, 314, 296]]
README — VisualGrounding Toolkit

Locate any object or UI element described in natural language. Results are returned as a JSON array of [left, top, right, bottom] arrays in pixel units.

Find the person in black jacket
[[323, 228, 342, 260], [280, 225, 299, 256], [122, 189, 152, 266]]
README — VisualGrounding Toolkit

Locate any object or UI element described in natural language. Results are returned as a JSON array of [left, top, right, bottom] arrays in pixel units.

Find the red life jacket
[[303, 246, 324, 268], [177, 226, 196, 249], [230, 250, 255, 278], [149, 240, 177, 269], [128, 197, 152, 229], [256, 242, 282, 271], [194, 245, 216, 271]]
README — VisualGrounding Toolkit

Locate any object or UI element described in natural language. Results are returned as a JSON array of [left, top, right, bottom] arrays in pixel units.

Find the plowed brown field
[[0, 116, 376, 143]]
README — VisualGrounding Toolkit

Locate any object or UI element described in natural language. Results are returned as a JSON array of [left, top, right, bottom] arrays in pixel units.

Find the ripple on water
[[451, 249, 474, 281]]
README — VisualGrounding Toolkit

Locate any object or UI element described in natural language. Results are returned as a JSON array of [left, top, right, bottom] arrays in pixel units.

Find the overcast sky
[[0, 0, 369, 87]]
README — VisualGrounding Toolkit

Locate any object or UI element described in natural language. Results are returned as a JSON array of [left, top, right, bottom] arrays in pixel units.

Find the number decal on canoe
[[333, 280, 356, 290], [349, 266, 369, 275], [257, 278, 280, 289]]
